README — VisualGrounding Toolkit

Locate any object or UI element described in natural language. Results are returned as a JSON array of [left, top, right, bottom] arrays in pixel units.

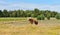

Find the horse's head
[[28, 19, 34, 24]]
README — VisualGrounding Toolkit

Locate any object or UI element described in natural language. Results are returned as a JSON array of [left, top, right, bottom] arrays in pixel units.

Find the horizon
[[0, 0, 60, 12]]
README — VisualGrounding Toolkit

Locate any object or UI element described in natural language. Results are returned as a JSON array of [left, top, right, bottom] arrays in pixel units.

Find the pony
[[28, 18, 38, 25]]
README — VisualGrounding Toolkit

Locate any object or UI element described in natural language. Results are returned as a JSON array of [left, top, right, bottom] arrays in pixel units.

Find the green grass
[[0, 17, 27, 21]]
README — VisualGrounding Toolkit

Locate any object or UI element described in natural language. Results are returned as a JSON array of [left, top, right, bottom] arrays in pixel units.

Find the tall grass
[[0, 18, 60, 35]]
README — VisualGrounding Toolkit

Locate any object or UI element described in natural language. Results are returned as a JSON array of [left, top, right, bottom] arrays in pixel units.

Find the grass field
[[0, 18, 60, 35]]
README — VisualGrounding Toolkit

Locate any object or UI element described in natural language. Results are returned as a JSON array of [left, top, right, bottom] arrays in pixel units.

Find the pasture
[[0, 18, 60, 35]]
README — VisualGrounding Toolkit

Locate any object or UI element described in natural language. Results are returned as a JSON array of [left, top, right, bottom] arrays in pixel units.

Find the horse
[[28, 18, 38, 25]]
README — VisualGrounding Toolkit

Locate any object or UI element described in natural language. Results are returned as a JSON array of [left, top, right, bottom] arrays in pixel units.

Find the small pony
[[28, 18, 38, 25]]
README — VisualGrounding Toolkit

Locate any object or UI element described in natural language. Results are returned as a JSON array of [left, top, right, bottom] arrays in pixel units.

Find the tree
[[44, 10, 51, 17], [34, 8, 39, 13], [37, 14, 45, 20], [20, 10, 25, 17], [3, 9, 9, 17], [34, 8, 40, 17], [31, 14, 36, 17], [0, 8, 59, 18], [0, 10, 3, 17], [51, 11, 57, 17], [46, 13, 51, 20], [55, 13, 60, 19], [25, 10, 32, 17]]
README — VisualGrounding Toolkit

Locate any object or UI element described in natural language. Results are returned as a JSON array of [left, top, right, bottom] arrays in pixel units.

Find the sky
[[0, 0, 60, 12]]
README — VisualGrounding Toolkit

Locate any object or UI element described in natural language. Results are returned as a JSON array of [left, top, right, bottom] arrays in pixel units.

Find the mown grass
[[0, 17, 27, 21], [0, 18, 60, 35]]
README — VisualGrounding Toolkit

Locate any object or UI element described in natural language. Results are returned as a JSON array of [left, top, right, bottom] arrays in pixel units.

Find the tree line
[[0, 8, 60, 20]]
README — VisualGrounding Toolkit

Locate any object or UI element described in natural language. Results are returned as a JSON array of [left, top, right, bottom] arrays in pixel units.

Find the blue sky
[[0, 0, 60, 12]]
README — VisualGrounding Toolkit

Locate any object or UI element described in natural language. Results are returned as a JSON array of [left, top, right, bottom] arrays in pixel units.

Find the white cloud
[[0, 1, 60, 12]]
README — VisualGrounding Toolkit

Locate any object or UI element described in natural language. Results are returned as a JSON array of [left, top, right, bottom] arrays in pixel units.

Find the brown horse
[[29, 18, 38, 25]]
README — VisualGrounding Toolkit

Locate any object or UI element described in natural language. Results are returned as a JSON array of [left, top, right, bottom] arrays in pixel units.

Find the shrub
[[55, 13, 60, 19], [37, 14, 45, 20], [46, 16, 50, 20], [46, 14, 51, 20], [31, 14, 36, 17]]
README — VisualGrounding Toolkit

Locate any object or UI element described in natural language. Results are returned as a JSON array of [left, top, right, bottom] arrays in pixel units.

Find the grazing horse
[[28, 18, 38, 25]]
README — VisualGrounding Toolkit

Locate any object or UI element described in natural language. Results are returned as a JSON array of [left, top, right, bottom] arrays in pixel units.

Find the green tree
[[0, 10, 3, 17], [0, 8, 59, 18], [31, 14, 35, 17], [3, 9, 9, 17], [34, 8, 40, 17], [51, 11, 57, 17], [46, 13, 51, 20], [34, 8, 39, 13], [37, 14, 45, 20], [55, 13, 60, 19]]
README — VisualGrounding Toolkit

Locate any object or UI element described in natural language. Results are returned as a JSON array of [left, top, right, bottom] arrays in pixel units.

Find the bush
[[46, 16, 50, 20], [55, 13, 60, 19], [31, 14, 36, 17], [37, 14, 45, 20], [46, 14, 51, 20]]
